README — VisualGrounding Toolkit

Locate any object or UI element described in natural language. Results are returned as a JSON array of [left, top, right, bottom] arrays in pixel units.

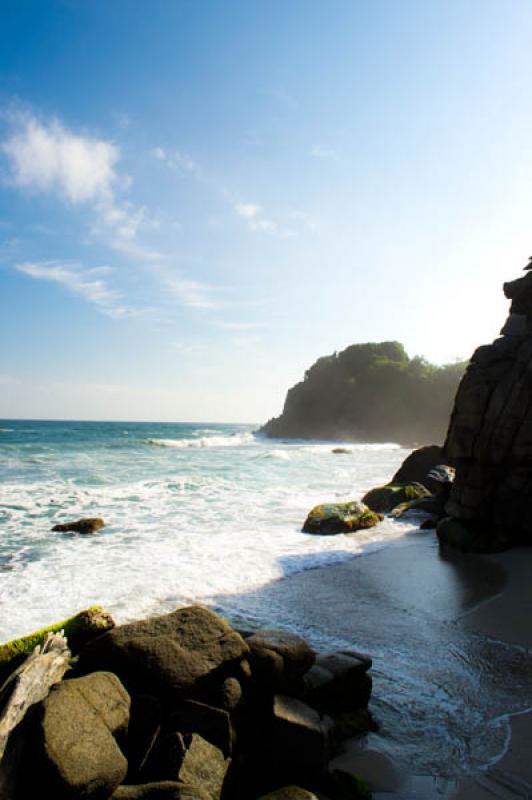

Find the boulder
[[302, 502, 381, 535], [391, 446, 447, 492], [143, 732, 228, 800], [166, 699, 232, 757], [113, 782, 211, 799], [125, 695, 162, 781], [303, 651, 372, 713], [362, 482, 431, 514], [390, 494, 448, 521], [330, 709, 377, 741], [216, 676, 242, 711], [177, 734, 229, 800], [246, 629, 315, 691], [332, 448, 351, 454], [436, 517, 508, 553], [329, 742, 406, 795], [78, 605, 249, 699], [52, 517, 105, 533], [258, 788, 323, 799], [2, 671, 130, 798], [271, 695, 331, 782]]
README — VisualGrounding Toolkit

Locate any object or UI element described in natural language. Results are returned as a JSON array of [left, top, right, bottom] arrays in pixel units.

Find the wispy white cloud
[[235, 203, 261, 219], [249, 218, 277, 233], [2, 113, 119, 203], [93, 199, 165, 262], [166, 278, 219, 309], [151, 146, 197, 172], [1, 111, 225, 316], [1, 111, 164, 264], [173, 341, 206, 355], [15, 260, 140, 319], [217, 321, 265, 330], [231, 334, 262, 348], [235, 201, 279, 234]]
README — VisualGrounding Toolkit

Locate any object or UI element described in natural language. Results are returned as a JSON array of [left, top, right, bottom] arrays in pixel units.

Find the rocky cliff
[[444, 268, 532, 547]]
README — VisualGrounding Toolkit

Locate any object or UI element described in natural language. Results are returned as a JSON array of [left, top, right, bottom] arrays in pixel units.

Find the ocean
[[0, 419, 411, 641]]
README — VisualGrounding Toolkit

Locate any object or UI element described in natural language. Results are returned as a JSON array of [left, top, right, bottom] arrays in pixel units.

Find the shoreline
[[208, 532, 532, 799]]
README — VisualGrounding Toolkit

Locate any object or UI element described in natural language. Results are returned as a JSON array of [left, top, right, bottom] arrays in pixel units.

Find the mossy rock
[[436, 517, 509, 553], [302, 502, 382, 535], [0, 605, 115, 682], [362, 482, 431, 514]]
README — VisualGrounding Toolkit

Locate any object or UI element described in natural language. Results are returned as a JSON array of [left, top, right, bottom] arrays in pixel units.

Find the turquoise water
[[0, 419, 410, 641]]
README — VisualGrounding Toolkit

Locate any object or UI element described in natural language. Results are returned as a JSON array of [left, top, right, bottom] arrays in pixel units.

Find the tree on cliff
[[260, 341, 466, 444]]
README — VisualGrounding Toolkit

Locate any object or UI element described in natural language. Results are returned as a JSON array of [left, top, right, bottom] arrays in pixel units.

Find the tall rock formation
[[443, 268, 532, 548]]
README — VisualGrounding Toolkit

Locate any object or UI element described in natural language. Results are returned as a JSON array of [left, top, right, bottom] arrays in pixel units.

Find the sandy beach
[[212, 531, 532, 799]]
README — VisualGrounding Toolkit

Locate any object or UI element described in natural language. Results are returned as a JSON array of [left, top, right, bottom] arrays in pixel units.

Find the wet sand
[[213, 531, 532, 799]]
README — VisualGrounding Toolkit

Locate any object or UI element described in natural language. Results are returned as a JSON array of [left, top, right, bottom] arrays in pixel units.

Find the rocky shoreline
[[0, 604, 380, 800]]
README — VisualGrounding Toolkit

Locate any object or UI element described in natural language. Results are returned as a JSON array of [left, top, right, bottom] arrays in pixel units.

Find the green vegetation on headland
[[260, 341, 466, 444]]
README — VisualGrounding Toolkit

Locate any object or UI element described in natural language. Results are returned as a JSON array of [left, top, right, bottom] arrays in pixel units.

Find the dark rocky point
[[443, 266, 532, 550]]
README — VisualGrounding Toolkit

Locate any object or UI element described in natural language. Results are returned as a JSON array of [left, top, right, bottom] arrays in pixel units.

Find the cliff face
[[261, 341, 465, 444], [444, 270, 532, 544]]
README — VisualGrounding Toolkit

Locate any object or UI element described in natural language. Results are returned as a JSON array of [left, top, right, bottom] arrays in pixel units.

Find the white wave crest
[[145, 432, 255, 449]]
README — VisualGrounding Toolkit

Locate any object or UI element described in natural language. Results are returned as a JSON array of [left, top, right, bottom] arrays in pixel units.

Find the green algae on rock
[[0, 606, 115, 679], [302, 502, 382, 535], [362, 482, 431, 514]]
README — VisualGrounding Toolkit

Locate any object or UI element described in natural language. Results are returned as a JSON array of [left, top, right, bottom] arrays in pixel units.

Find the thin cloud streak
[[166, 277, 220, 309], [15, 260, 143, 319]]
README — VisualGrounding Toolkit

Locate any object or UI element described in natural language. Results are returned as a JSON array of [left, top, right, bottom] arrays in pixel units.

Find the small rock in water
[[52, 517, 105, 534], [332, 448, 351, 454]]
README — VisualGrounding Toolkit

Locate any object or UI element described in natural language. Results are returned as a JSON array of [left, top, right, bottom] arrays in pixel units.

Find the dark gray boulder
[[303, 651, 372, 713], [78, 606, 249, 699], [391, 445, 447, 492], [271, 695, 331, 783]]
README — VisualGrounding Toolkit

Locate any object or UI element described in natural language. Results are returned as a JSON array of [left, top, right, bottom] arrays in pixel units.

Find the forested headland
[[260, 341, 466, 444]]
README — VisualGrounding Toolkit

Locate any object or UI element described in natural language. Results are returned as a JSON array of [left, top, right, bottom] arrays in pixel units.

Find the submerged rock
[[302, 502, 381, 535], [52, 516, 105, 534], [362, 482, 431, 514]]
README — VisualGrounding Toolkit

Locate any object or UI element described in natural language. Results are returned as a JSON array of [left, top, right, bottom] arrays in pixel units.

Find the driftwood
[[0, 632, 71, 758]]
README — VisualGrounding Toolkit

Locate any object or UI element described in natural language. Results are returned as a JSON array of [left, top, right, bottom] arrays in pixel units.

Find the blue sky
[[1, 0, 532, 422]]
